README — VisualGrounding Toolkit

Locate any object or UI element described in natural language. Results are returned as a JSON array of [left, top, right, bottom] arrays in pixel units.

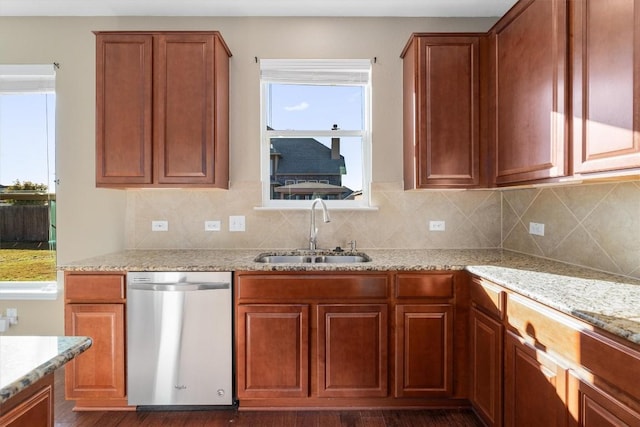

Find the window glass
[[269, 135, 363, 201], [268, 84, 364, 131], [261, 59, 371, 208]]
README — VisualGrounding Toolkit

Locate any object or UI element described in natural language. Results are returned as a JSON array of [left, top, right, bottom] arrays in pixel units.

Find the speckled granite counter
[[0, 336, 92, 403], [59, 248, 640, 345], [57, 248, 529, 272]]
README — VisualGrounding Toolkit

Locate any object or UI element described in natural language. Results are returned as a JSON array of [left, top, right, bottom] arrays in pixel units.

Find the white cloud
[[284, 101, 309, 111]]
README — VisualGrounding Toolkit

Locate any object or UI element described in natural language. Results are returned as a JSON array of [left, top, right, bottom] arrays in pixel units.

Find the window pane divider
[[266, 130, 364, 138]]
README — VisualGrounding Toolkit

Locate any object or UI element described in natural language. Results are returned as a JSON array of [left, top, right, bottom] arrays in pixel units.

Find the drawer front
[[65, 273, 126, 302], [236, 273, 390, 301], [395, 273, 454, 299], [470, 276, 505, 319]]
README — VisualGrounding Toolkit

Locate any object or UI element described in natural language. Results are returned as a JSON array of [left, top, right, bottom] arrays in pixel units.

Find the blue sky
[[0, 93, 56, 191], [270, 84, 363, 130]]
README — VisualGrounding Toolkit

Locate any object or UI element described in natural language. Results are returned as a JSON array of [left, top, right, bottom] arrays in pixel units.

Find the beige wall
[[0, 294, 64, 336]]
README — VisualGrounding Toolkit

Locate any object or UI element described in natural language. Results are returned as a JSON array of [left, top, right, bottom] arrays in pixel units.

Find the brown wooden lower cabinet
[[0, 374, 53, 427], [395, 304, 453, 397], [236, 304, 309, 398], [64, 304, 126, 401], [234, 270, 467, 409], [470, 274, 640, 427], [568, 371, 640, 427], [317, 304, 387, 398], [504, 331, 569, 427], [469, 306, 502, 427], [63, 272, 130, 411]]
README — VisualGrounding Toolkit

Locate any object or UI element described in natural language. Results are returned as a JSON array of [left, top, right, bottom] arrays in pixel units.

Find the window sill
[[0, 281, 59, 300]]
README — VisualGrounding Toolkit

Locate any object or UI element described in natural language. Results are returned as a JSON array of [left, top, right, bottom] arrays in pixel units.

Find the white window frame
[[0, 64, 58, 300], [259, 59, 372, 209]]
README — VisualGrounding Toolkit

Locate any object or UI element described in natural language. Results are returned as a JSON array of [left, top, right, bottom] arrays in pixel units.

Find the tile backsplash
[[502, 180, 640, 279], [126, 180, 640, 279], [126, 181, 501, 251]]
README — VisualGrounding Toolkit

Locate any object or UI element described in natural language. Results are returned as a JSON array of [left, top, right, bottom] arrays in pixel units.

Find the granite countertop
[[59, 248, 640, 345], [0, 336, 92, 403], [58, 248, 523, 272]]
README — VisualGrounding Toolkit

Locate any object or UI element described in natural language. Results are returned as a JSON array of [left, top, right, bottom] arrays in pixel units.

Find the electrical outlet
[[229, 216, 245, 232], [429, 220, 446, 231], [6, 308, 18, 325], [529, 222, 545, 236], [151, 220, 168, 231], [205, 220, 221, 231]]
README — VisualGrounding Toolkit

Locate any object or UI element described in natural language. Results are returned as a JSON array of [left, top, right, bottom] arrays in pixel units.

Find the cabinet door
[[64, 304, 126, 399], [572, 0, 640, 175], [0, 375, 53, 427], [493, 0, 568, 184], [402, 35, 481, 188], [95, 34, 153, 185], [237, 304, 309, 398], [394, 304, 453, 397], [470, 307, 503, 427], [317, 304, 388, 397], [504, 331, 568, 427], [154, 33, 227, 185], [568, 371, 640, 427]]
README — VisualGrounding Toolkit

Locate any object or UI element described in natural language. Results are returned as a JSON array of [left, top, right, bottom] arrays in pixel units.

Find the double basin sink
[[255, 251, 371, 264]]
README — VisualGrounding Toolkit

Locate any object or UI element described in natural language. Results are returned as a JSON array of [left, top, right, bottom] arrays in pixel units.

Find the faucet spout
[[309, 198, 330, 251]]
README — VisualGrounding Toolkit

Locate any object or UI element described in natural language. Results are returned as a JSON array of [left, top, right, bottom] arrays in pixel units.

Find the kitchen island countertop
[[59, 248, 640, 345], [0, 336, 92, 403]]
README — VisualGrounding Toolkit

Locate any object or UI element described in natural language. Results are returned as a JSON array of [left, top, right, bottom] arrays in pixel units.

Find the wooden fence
[[0, 205, 51, 242]]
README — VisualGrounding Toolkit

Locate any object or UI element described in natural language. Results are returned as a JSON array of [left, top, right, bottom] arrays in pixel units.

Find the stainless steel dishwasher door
[[127, 272, 232, 407]]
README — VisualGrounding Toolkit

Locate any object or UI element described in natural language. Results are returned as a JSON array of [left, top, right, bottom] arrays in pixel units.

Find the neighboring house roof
[[270, 138, 345, 175]]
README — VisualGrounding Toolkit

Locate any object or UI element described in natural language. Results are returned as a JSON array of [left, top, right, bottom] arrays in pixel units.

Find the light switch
[[229, 216, 245, 232]]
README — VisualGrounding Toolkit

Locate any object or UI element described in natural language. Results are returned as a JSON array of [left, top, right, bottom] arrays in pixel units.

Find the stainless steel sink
[[255, 253, 371, 264]]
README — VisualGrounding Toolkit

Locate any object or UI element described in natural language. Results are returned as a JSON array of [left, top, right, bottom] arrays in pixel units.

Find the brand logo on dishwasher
[[174, 385, 187, 390]]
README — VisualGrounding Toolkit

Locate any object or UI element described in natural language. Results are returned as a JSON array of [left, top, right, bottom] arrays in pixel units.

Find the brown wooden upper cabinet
[[571, 0, 640, 176], [95, 31, 231, 188], [402, 0, 639, 188], [402, 34, 484, 189], [492, 0, 568, 185]]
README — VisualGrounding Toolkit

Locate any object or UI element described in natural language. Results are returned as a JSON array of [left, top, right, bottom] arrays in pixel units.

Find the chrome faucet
[[309, 198, 330, 251]]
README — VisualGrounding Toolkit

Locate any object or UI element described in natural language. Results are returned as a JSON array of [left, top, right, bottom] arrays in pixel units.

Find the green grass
[[0, 249, 57, 281]]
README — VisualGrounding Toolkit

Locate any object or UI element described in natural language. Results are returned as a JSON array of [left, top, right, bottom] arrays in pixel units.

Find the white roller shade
[[260, 59, 371, 85], [0, 64, 56, 94]]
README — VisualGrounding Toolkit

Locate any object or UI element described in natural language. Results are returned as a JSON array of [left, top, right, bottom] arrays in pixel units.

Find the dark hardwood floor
[[54, 371, 483, 427]]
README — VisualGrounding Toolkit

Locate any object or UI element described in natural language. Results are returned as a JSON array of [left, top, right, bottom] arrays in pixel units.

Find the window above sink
[[259, 59, 372, 210]]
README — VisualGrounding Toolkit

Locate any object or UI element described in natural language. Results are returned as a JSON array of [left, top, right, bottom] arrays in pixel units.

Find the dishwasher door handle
[[128, 282, 230, 292]]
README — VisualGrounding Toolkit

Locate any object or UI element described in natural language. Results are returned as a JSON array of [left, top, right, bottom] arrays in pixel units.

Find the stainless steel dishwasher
[[127, 271, 233, 408]]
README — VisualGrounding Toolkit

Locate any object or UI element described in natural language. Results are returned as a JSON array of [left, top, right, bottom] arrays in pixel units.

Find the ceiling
[[0, 0, 518, 18]]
